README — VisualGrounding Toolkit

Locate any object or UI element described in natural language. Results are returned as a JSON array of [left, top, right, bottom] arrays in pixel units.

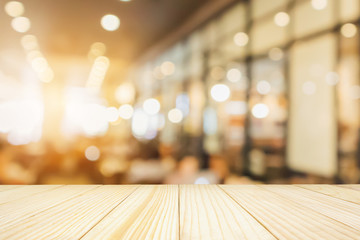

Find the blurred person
[[165, 155, 219, 184], [209, 155, 229, 184]]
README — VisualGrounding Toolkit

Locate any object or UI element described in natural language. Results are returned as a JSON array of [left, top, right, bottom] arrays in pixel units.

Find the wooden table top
[[0, 184, 360, 239]]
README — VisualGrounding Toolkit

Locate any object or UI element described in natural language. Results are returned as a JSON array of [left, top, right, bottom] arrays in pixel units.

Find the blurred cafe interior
[[0, 0, 360, 185]]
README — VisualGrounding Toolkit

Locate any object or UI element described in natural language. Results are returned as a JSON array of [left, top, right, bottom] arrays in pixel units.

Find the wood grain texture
[[261, 185, 360, 230], [81, 185, 179, 240], [0, 185, 137, 240], [299, 184, 360, 204], [180, 185, 275, 240], [221, 185, 360, 240], [0, 184, 360, 240], [0, 185, 61, 204]]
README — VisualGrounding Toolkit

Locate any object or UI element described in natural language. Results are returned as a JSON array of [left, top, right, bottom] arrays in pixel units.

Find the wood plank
[[179, 185, 275, 240], [81, 185, 179, 240], [221, 185, 360, 240], [0, 185, 22, 192], [338, 184, 360, 192], [0, 185, 138, 240], [299, 184, 360, 204], [260, 185, 360, 231], [0, 185, 99, 227], [0, 185, 61, 205]]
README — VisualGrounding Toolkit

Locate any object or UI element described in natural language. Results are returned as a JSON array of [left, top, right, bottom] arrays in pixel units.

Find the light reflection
[[119, 104, 134, 119], [0, 100, 43, 145], [106, 107, 119, 122], [160, 61, 175, 76], [311, 0, 327, 10], [341, 23, 357, 38], [210, 84, 230, 102], [274, 12, 290, 27], [143, 98, 160, 115], [252, 103, 269, 119], [101, 14, 120, 31], [194, 177, 210, 184], [168, 108, 183, 123], [11, 16, 31, 33], [132, 108, 149, 137], [85, 146, 100, 161], [4, 1, 24, 17], [268, 48, 284, 61], [21, 35, 38, 51], [115, 83, 135, 104], [233, 32, 249, 47], [256, 80, 271, 95], [176, 93, 190, 116], [226, 68, 241, 83]]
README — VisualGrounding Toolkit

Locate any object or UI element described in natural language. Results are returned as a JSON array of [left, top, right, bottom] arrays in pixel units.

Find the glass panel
[[293, 0, 336, 39], [288, 33, 337, 177]]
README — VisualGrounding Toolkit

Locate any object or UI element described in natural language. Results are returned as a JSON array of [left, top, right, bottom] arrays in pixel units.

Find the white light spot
[[233, 32, 249, 47], [168, 108, 183, 123], [274, 12, 290, 27], [341, 23, 357, 38], [210, 84, 230, 102], [115, 83, 135, 104], [227, 68, 242, 83], [160, 61, 175, 76], [101, 14, 120, 31], [252, 103, 269, 119], [268, 48, 284, 61], [118, 104, 134, 119], [11, 16, 31, 33], [256, 80, 271, 95], [5, 1, 24, 17], [311, 0, 327, 10], [106, 107, 119, 122], [143, 98, 160, 115], [85, 146, 100, 161], [194, 177, 210, 184]]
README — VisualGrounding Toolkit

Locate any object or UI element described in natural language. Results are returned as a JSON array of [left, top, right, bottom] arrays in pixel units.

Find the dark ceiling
[[0, 0, 211, 63]]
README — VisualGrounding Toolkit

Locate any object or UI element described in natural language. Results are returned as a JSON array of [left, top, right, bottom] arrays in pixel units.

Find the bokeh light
[[119, 104, 134, 119], [160, 61, 175, 76], [168, 108, 183, 123], [21, 35, 38, 51], [4, 1, 24, 17], [274, 12, 290, 27], [85, 146, 100, 161], [233, 32, 249, 47], [11, 16, 31, 33], [115, 83, 136, 104], [101, 14, 120, 31], [341, 23, 357, 38], [268, 48, 284, 61], [226, 68, 241, 83], [143, 98, 160, 115], [252, 103, 270, 119], [256, 80, 271, 95], [210, 84, 230, 102], [311, 0, 327, 10], [105, 107, 119, 122]]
